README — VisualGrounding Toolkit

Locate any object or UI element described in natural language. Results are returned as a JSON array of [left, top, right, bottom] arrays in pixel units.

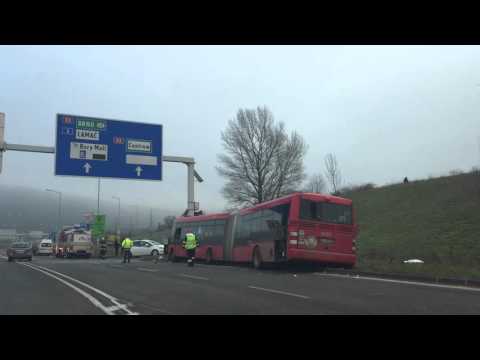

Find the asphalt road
[[1, 252, 480, 315]]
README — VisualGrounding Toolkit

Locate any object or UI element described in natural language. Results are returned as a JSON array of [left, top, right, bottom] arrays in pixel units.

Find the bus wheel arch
[[205, 248, 213, 264], [168, 248, 177, 262], [252, 246, 263, 270]]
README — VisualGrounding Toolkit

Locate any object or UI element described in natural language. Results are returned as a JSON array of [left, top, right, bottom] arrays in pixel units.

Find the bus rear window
[[300, 199, 352, 225]]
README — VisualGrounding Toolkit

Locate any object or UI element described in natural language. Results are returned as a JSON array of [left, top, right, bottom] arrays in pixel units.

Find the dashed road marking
[[137, 267, 159, 272], [248, 285, 310, 299], [179, 274, 209, 281]]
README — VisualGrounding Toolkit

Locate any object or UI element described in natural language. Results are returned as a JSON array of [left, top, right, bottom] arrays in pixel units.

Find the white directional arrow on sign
[[135, 166, 143, 177], [83, 163, 92, 174]]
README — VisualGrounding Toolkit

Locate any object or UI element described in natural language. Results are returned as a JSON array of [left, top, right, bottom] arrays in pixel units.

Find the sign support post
[[0, 113, 5, 174]]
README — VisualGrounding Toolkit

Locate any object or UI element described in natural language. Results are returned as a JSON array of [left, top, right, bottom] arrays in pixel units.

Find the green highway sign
[[92, 214, 106, 238]]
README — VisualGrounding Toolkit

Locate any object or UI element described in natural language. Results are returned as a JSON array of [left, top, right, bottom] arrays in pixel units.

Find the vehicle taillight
[[297, 230, 305, 246], [288, 231, 298, 245]]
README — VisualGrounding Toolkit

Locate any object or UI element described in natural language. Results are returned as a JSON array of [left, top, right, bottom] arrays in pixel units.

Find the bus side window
[[174, 227, 182, 243], [235, 217, 243, 244]]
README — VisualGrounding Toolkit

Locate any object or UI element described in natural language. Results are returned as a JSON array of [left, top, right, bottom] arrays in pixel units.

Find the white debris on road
[[403, 259, 424, 264]]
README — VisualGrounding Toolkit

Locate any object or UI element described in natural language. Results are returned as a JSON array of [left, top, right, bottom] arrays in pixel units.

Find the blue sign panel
[[55, 114, 163, 180]]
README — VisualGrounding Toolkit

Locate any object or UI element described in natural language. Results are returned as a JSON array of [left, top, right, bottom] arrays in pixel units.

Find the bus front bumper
[[288, 249, 356, 266]]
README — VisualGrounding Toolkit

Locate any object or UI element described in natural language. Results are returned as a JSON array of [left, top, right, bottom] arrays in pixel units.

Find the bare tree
[[304, 173, 326, 193], [216, 106, 308, 207], [324, 153, 342, 194], [163, 215, 175, 229]]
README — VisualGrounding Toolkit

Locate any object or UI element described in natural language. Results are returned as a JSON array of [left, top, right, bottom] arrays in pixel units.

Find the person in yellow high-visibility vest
[[121, 237, 134, 263], [182, 232, 199, 267]]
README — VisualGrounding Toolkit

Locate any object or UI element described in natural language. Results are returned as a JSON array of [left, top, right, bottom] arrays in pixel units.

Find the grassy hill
[[346, 170, 480, 279]]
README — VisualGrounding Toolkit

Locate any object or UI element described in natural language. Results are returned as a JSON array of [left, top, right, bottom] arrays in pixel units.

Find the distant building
[[26, 231, 48, 250], [0, 228, 17, 244], [27, 230, 47, 242]]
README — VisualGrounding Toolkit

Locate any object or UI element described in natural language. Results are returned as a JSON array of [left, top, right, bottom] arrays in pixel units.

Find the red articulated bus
[[167, 192, 358, 269]]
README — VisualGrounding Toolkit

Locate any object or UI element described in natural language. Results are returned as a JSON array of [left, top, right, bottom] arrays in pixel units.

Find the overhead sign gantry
[[0, 112, 203, 216]]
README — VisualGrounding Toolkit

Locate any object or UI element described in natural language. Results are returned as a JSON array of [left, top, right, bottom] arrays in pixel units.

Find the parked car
[[130, 240, 164, 257], [36, 239, 53, 255], [7, 242, 33, 262]]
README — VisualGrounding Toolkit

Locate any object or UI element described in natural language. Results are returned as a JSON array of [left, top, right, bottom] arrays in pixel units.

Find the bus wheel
[[205, 248, 213, 265], [168, 249, 177, 263], [252, 247, 263, 270]]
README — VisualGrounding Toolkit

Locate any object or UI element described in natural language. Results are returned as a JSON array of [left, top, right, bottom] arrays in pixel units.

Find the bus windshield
[[300, 199, 352, 225]]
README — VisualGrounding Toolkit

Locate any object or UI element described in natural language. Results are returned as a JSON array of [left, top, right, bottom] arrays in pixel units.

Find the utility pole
[[0, 113, 4, 174], [97, 178, 101, 215], [45, 189, 62, 239], [135, 206, 138, 233], [112, 196, 121, 237], [477, 136, 480, 168], [150, 208, 153, 237]]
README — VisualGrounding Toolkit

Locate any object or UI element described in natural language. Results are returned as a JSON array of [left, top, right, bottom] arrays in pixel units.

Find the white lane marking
[[21, 262, 116, 315], [315, 273, 480, 293], [21, 262, 139, 315], [248, 286, 311, 299], [137, 267, 159, 272], [109, 265, 125, 269], [179, 274, 209, 281], [106, 304, 132, 312]]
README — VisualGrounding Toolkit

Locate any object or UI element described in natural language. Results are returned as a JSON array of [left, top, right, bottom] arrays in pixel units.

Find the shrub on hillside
[[449, 169, 464, 176], [339, 183, 375, 195]]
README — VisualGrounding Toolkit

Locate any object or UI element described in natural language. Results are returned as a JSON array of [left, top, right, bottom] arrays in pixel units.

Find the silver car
[[7, 242, 33, 262]]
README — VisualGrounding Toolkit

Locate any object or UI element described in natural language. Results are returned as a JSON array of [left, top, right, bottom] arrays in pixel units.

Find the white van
[[37, 239, 53, 255]]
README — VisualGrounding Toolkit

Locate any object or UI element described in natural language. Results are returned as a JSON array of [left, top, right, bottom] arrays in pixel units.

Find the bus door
[[272, 204, 290, 261], [223, 215, 236, 261], [174, 227, 182, 247]]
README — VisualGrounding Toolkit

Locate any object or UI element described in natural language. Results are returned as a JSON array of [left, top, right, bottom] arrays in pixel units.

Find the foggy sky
[[1, 45, 479, 214]]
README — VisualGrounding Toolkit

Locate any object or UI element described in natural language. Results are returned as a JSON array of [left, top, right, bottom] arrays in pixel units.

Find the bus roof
[[175, 212, 230, 223], [300, 192, 353, 205], [175, 193, 352, 221], [239, 192, 352, 215]]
